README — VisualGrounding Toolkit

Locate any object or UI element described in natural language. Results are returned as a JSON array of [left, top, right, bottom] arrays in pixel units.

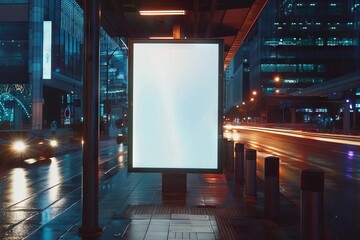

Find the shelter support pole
[[78, 0, 102, 237]]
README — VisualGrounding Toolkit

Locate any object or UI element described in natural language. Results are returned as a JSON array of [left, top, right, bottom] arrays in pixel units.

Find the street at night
[[1, 0, 360, 239], [225, 124, 360, 239], [0, 139, 127, 239], [0, 127, 358, 239]]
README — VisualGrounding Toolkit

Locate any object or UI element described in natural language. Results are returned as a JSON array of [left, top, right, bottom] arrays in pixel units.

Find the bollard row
[[234, 143, 245, 182], [245, 149, 257, 197], [301, 169, 324, 240], [264, 156, 279, 220], [223, 140, 325, 238]]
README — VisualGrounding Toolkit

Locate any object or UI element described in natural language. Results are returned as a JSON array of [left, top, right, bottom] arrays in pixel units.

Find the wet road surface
[[0, 129, 359, 239], [226, 126, 360, 239], [0, 139, 126, 239]]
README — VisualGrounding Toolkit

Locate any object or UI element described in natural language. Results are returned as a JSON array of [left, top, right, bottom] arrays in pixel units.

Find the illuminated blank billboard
[[43, 21, 52, 79], [128, 39, 223, 173]]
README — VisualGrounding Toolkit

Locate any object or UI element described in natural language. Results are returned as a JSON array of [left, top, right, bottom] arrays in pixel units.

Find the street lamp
[[274, 76, 285, 94], [104, 38, 127, 137], [104, 45, 117, 137]]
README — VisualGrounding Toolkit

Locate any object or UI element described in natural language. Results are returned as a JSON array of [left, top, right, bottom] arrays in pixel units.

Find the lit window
[[284, 79, 297, 84]]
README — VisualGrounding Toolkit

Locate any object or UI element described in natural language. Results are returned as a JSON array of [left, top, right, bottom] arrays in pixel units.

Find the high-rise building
[[0, 0, 128, 133], [254, 0, 359, 96], [228, 0, 360, 126]]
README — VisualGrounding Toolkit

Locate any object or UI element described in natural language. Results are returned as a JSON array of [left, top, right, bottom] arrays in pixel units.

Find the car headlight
[[12, 141, 27, 152], [50, 139, 58, 147]]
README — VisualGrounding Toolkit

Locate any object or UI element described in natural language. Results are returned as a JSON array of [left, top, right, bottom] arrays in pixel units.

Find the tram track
[[0, 142, 127, 239]]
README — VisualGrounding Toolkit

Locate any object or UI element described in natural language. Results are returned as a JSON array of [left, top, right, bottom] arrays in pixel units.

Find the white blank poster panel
[[132, 42, 220, 170]]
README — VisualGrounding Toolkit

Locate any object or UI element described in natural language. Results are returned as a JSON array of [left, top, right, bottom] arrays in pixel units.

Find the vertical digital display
[[43, 21, 52, 79], [129, 39, 223, 173]]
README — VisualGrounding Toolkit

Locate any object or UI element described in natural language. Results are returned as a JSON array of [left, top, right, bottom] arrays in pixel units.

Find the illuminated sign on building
[[43, 21, 52, 79]]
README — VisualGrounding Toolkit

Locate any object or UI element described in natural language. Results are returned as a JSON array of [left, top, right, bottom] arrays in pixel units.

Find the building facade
[[0, 0, 128, 134], [227, 0, 360, 127]]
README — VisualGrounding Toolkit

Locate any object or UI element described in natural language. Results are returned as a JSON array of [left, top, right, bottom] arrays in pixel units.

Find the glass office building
[[254, 0, 359, 95], [0, 0, 128, 133], [227, 0, 360, 126]]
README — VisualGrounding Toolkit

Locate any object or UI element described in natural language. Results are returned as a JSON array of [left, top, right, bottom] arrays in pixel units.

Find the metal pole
[[282, 108, 285, 124], [106, 42, 109, 137], [105, 44, 119, 137], [222, 138, 228, 171], [301, 169, 324, 240], [245, 149, 257, 197], [264, 156, 279, 220], [234, 143, 244, 182], [79, 0, 101, 237], [226, 140, 234, 172], [343, 100, 350, 134]]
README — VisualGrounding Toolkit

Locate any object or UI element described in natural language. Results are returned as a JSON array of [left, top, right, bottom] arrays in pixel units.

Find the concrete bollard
[[234, 143, 245, 182], [245, 149, 257, 197], [264, 156, 279, 220], [301, 169, 324, 240], [221, 139, 228, 171], [226, 140, 235, 172]]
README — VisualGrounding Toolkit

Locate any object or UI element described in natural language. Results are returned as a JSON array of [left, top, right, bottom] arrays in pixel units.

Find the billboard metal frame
[[128, 39, 223, 173]]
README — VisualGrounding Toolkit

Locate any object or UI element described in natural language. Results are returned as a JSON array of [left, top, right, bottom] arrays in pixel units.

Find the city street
[[226, 125, 360, 239], [0, 129, 359, 239], [0, 139, 126, 239], [1, 0, 360, 239]]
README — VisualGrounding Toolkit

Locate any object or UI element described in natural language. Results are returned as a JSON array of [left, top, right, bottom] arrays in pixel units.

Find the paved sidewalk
[[25, 165, 302, 240]]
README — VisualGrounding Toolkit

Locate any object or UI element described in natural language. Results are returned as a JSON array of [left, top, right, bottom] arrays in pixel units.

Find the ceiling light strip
[[139, 10, 186, 16], [149, 36, 174, 39]]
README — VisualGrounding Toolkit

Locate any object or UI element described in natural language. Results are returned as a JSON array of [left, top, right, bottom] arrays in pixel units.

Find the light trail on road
[[224, 124, 360, 146], [224, 124, 360, 239]]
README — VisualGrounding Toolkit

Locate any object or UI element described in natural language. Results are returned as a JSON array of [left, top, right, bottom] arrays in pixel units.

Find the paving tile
[[147, 224, 169, 232], [197, 232, 216, 240], [127, 223, 148, 232], [130, 219, 150, 224], [170, 225, 213, 233], [121, 230, 146, 239], [22, 168, 301, 240], [171, 214, 209, 220], [150, 219, 170, 224], [145, 231, 168, 238]]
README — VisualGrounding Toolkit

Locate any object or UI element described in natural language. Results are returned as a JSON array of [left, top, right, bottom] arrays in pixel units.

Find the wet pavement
[[22, 167, 303, 240], [1, 129, 354, 239]]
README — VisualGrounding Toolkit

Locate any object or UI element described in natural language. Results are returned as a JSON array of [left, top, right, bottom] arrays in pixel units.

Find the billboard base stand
[[162, 173, 187, 194]]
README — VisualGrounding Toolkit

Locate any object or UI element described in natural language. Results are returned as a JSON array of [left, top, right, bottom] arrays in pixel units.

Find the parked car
[[0, 131, 58, 166]]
